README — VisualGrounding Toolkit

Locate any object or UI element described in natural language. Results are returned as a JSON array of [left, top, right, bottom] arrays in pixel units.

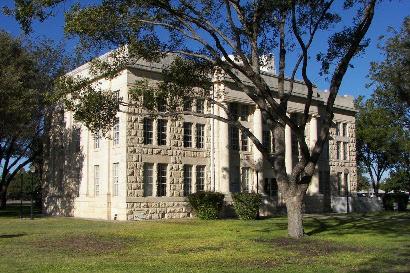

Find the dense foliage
[[232, 192, 262, 220], [382, 193, 409, 211], [188, 191, 225, 220]]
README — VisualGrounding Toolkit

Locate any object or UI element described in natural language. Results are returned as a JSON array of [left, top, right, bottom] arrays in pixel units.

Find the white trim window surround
[[113, 118, 120, 146], [112, 163, 119, 196], [94, 165, 100, 196]]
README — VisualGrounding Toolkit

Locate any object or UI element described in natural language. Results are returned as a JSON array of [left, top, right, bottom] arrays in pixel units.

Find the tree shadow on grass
[[0, 233, 26, 239], [305, 212, 410, 238]]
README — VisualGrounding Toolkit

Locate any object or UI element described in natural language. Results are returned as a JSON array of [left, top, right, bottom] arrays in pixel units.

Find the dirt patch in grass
[[33, 234, 134, 256], [167, 244, 224, 254], [255, 237, 364, 257]]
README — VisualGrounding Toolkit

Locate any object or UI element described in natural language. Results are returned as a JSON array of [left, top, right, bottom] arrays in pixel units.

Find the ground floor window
[[112, 163, 119, 196], [143, 163, 154, 197], [157, 164, 167, 196], [196, 165, 205, 192], [183, 165, 192, 196], [241, 168, 250, 192], [264, 178, 278, 197]]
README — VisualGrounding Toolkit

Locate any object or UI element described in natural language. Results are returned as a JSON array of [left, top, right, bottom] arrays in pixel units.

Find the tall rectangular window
[[337, 172, 343, 196], [196, 99, 205, 113], [342, 123, 348, 137], [240, 105, 249, 121], [112, 163, 119, 196], [196, 124, 205, 149], [263, 130, 271, 153], [94, 132, 100, 149], [335, 122, 341, 136], [183, 165, 192, 196], [143, 118, 153, 145], [229, 126, 239, 150], [73, 127, 81, 152], [113, 90, 120, 109], [241, 168, 250, 192], [229, 103, 239, 120], [264, 178, 278, 197], [230, 166, 240, 193], [196, 165, 205, 192], [157, 119, 167, 146], [94, 165, 100, 196], [183, 122, 192, 147], [344, 173, 349, 195], [157, 164, 167, 197], [157, 98, 167, 112], [336, 141, 341, 160], [343, 142, 349, 160], [113, 118, 120, 146], [183, 97, 192, 112], [143, 163, 153, 197], [241, 131, 248, 151]]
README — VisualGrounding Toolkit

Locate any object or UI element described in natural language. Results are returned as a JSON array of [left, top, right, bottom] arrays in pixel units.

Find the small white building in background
[[43, 56, 358, 220]]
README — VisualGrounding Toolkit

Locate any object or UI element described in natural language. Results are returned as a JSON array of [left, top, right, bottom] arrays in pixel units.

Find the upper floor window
[[240, 105, 249, 121], [157, 98, 167, 112], [342, 123, 348, 137], [94, 132, 101, 149], [335, 122, 341, 136], [113, 90, 120, 109], [336, 141, 342, 160], [229, 125, 240, 150], [143, 118, 153, 145], [157, 119, 167, 146], [183, 165, 192, 196], [113, 118, 120, 146], [183, 97, 192, 112], [241, 131, 248, 151], [112, 163, 119, 196], [229, 103, 239, 120], [263, 130, 271, 153], [143, 163, 154, 197], [196, 124, 205, 149], [183, 122, 192, 148], [343, 142, 349, 160], [73, 127, 81, 152], [196, 99, 205, 113], [196, 165, 205, 192]]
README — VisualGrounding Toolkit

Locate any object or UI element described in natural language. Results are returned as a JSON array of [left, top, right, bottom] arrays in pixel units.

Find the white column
[[217, 102, 230, 193], [285, 114, 293, 175], [253, 107, 264, 193], [308, 115, 319, 194]]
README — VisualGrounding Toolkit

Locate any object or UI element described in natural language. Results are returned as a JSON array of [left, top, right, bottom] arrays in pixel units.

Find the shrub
[[232, 192, 262, 220], [188, 191, 225, 219], [382, 193, 409, 211]]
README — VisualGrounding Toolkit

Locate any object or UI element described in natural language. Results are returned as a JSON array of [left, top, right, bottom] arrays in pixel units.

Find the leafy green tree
[[381, 170, 410, 193], [0, 31, 67, 209], [7, 0, 378, 238]]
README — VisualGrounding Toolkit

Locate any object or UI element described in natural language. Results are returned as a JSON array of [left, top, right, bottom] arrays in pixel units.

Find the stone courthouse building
[[43, 55, 358, 220]]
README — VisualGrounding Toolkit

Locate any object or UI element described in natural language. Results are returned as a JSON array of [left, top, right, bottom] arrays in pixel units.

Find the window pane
[[229, 125, 239, 150], [230, 167, 240, 192], [196, 124, 205, 149], [183, 122, 192, 147], [263, 130, 271, 153], [183, 97, 192, 112], [241, 168, 250, 192], [94, 132, 100, 149], [196, 99, 205, 113], [143, 163, 153, 197], [240, 105, 249, 121], [113, 163, 119, 196], [343, 142, 348, 160], [229, 103, 239, 120], [337, 172, 343, 195], [143, 118, 153, 145], [94, 165, 100, 196], [196, 165, 205, 192], [183, 165, 192, 196], [241, 131, 248, 151], [157, 164, 167, 196], [157, 119, 167, 146]]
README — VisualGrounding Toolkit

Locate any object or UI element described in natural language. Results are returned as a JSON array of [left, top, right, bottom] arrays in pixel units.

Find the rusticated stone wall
[[125, 102, 212, 219]]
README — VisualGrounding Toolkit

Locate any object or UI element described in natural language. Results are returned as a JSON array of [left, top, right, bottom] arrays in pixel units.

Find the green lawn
[[0, 208, 409, 273]]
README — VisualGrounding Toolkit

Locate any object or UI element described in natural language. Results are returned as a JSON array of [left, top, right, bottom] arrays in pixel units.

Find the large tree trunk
[[0, 184, 7, 209], [285, 194, 305, 238]]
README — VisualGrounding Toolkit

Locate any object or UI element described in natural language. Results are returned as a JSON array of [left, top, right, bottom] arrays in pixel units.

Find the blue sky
[[1, 0, 409, 99]]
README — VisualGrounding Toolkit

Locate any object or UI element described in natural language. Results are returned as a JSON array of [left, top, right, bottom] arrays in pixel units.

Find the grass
[[0, 206, 409, 273]]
